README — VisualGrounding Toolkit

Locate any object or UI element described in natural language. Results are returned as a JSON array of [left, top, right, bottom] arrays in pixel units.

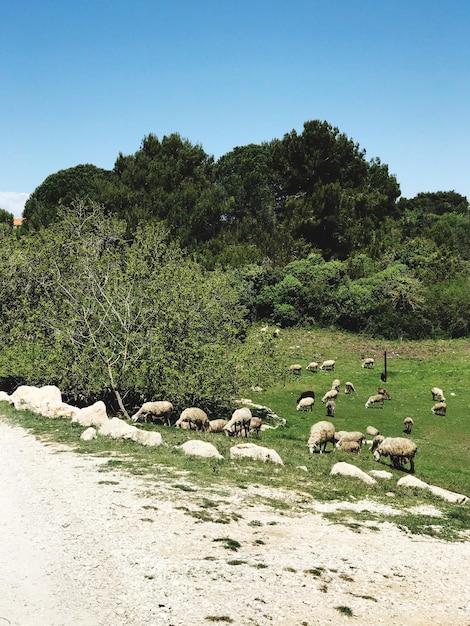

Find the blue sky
[[1, 0, 469, 216]]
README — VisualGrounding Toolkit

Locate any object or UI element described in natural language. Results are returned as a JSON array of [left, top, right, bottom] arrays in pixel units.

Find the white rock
[[397, 475, 469, 504], [330, 462, 377, 484], [369, 470, 394, 480], [98, 417, 137, 439], [80, 427, 97, 441], [132, 429, 163, 447], [230, 443, 284, 466], [176, 440, 223, 459], [72, 401, 109, 427]]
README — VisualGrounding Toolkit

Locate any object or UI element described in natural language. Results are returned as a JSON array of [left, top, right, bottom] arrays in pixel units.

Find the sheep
[[344, 381, 355, 394], [286, 364, 302, 376], [362, 357, 375, 369], [223, 407, 252, 437], [296, 397, 315, 411], [377, 387, 392, 400], [371, 436, 417, 473], [307, 420, 335, 454], [403, 417, 414, 434], [248, 417, 263, 438], [366, 425, 380, 437], [306, 361, 319, 373], [208, 419, 228, 433], [336, 440, 361, 454], [131, 400, 173, 425], [365, 394, 384, 409], [319, 359, 335, 371], [325, 400, 336, 417], [334, 431, 366, 447], [431, 402, 447, 416], [321, 389, 338, 404], [431, 387, 446, 402], [296, 390, 315, 404], [175, 407, 210, 431], [331, 379, 341, 391]]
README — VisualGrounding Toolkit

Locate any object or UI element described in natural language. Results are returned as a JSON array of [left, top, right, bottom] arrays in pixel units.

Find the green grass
[[1, 327, 469, 539]]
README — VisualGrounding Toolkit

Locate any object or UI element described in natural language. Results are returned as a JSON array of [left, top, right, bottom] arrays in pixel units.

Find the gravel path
[[0, 418, 469, 626]]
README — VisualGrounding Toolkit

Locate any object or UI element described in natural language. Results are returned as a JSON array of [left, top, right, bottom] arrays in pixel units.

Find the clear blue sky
[[1, 0, 469, 216]]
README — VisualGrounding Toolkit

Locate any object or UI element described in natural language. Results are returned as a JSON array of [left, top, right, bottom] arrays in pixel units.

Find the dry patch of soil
[[0, 418, 469, 626]]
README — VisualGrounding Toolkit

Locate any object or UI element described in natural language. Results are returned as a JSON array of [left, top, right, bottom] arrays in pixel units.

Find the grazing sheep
[[224, 407, 252, 437], [362, 357, 375, 369], [366, 425, 380, 437], [371, 436, 417, 473], [325, 400, 336, 417], [365, 394, 385, 409], [431, 402, 447, 416], [336, 440, 361, 454], [344, 381, 355, 394], [131, 400, 174, 425], [377, 387, 392, 400], [296, 396, 315, 411], [248, 417, 263, 438], [331, 379, 341, 391], [307, 420, 335, 454], [321, 389, 338, 403], [306, 361, 319, 373], [286, 364, 302, 376], [175, 407, 210, 431], [334, 431, 366, 447], [320, 359, 335, 371], [296, 390, 315, 404], [208, 419, 228, 433], [404, 417, 414, 434], [431, 387, 446, 402]]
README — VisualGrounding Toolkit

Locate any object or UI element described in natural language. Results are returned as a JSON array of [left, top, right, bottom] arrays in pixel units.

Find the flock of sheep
[[131, 402, 263, 439], [286, 356, 449, 475], [128, 354, 448, 475]]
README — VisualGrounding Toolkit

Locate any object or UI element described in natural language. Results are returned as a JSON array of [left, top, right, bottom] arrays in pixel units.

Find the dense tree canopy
[[11, 118, 470, 366]]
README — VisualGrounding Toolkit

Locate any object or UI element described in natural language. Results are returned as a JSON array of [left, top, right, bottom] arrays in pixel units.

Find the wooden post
[[381, 350, 387, 383]]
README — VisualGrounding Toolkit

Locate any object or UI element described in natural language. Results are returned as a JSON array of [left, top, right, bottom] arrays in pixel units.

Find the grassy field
[[1, 327, 469, 539]]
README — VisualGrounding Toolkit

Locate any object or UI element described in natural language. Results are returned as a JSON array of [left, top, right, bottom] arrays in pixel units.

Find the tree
[[5, 201, 260, 412], [23, 164, 113, 230]]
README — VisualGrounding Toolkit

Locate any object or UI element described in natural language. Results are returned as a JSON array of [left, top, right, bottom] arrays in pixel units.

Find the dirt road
[[0, 418, 469, 625]]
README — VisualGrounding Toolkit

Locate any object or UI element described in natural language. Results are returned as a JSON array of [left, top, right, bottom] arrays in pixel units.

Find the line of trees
[[1, 119, 468, 405]]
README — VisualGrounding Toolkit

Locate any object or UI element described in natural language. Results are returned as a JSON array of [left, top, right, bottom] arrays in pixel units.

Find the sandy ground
[[0, 417, 469, 626]]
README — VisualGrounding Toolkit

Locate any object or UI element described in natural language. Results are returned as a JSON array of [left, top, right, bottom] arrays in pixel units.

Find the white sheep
[[175, 407, 210, 431], [296, 396, 315, 411], [307, 420, 335, 454], [248, 417, 263, 438], [365, 394, 384, 409], [371, 436, 417, 473], [331, 379, 341, 391], [361, 357, 375, 369], [321, 389, 338, 403], [404, 417, 414, 434], [131, 400, 174, 425], [224, 407, 252, 437], [208, 419, 228, 433], [334, 431, 366, 447], [306, 361, 319, 373], [319, 359, 335, 371], [366, 425, 380, 437], [431, 387, 446, 402], [325, 400, 336, 417], [286, 364, 302, 376], [336, 440, 361, 454], [431, 402, 447, 416], [344, 381, 355, 394]]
